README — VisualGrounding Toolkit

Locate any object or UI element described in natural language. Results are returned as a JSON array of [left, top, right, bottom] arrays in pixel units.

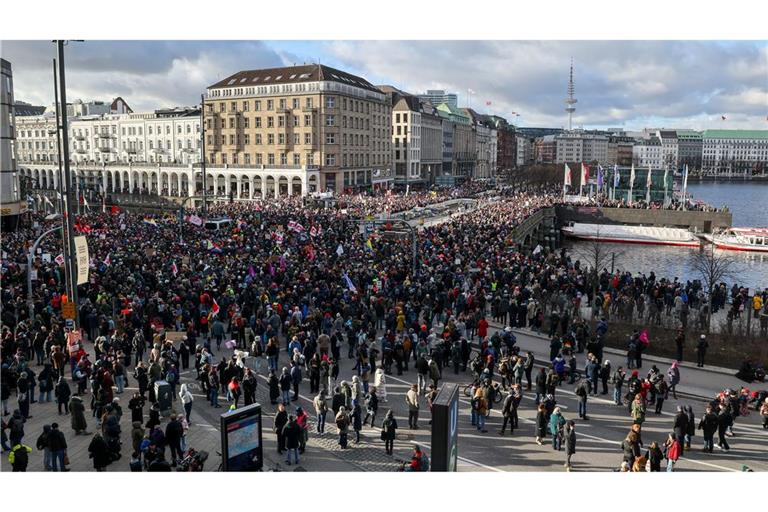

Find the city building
[[420, 103, 444, 186], [656, 129, 678, 170], [554, 130, 609, 164], [534, 135, 556, 164], [516, 135, 534, 167], [463, 108, 496, 180], [1, 58, 25, 228], [676, 129, 702, 170], [701, 130, 768, 174], [387, 88, 423, 188], [436, 103, 474, 184], [205, 64, 392, 193], [418, 89, 458, 110], [14, 101, 46, 117], [632, 135, 663, 168], [483, 115, 516, 174], [607, 135, 635, 166]]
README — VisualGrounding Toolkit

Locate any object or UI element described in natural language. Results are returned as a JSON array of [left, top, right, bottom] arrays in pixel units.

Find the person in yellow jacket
[[8, 443, 33, 472], [753, 294, 763, 319]]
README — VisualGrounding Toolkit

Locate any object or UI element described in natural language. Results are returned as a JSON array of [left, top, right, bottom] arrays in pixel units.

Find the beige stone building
[[205, 64, 392, 193]]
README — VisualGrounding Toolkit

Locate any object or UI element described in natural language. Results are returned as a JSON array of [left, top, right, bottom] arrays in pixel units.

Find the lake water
[[564, 182, 768, 290]]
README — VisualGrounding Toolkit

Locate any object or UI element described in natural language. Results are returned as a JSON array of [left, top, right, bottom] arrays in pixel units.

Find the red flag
[[110, 205, 120, 215], [211, 298, 220, 316]]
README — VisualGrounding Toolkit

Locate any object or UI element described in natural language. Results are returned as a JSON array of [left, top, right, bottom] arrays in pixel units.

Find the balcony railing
[[98, 133, 115, 139], [74, 134, 86, 141], [98, 147, 112, 153]]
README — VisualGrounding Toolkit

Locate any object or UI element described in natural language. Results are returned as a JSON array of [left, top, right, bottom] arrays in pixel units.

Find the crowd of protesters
[[2, 182, 765, 472]]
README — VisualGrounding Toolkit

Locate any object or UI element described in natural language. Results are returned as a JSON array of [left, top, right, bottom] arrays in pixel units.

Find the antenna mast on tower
[[565, 58, 577, 131]]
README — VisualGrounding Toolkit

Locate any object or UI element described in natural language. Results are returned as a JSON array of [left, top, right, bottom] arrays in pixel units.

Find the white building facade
[[632, 136, 663, 168], [701, 130, 768, 174]]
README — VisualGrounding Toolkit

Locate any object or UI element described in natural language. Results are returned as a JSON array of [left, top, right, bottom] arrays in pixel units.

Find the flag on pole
[[343, 272, 357, 293], [44, 195, 54, 208], [563, 163, 572, 198], [682, 164, 689, 209], [143, 218, 158, 227], [663, 166, 669, 207], [628, 164, 636, 204], [597, 165, 604, 191], [646, 166, 652, 203], [187, 214, 203, 226], [612, 164, 620, 200], [103, 253, 111, 267], [171, 261, 178, 276], [287, 220, 305, 233], [82, 195, 90, 212], [336, 244, 344, 256], [210, 298, 220, 317]]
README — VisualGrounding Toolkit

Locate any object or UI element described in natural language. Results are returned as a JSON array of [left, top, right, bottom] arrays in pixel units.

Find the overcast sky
[[2, 40, 766, 130]]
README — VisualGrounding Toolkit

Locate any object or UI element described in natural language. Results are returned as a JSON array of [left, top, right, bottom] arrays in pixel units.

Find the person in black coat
[[164, 414, 184, 466], [534, 368, 547, 404], [698, 405, 719, 452], [716, 406, 731, 451], [381, 410, 397, 455], [55, 377, 71, 415], [88, 433, 111, 471], [351, 402, 363, 443], [268, 371, 280, 405], [331, 387, 345, 415], [128, 392, 145, 424], [273, 403, 288, 454], [535, 404, 547, 444], [672, 406, 689, 453], [145, 403, 161, 430], [282, 416, 301, 465]]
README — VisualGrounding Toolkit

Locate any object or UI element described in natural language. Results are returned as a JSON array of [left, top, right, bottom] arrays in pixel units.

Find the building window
[[294, 133, 300, 145], [278, 133, 285, 144], [280, 153, 288, 165], [244, 117, 250, 129], [229, 118, 235, 129], [325, 115, 335, 127], [267, 99, 274, 111], [255, 117, 262, 128], [292, 98, 299, 109], [326, 96, 335, 108], [222, 153, 227, 164], [293, 116, 299, 127], [256, 134, 262, 145], [244, 153, 251, 164], [278, 116, 285, 128], [306, 98, 313, 109], [256, 153, 263, 164], [279, 99, 286, 110], [229, 135, 235, 145], [307, 153, 314, 165], [326, 133, 336, 144], [395, 113, 400, 123], [305, 133, 312, 145], [267, 117, 274, 128], [293, 153, 301, 165], [268, 134, 274, 145], [243, 101, 249, 111], [325, 154, 336, 166], [268, 153, 275, 165], [244, 134, 250, 145], [304, 115, 311, 127]]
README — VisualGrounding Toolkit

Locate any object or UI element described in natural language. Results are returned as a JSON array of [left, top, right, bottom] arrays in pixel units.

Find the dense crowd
[[2, 183, 766, 472]]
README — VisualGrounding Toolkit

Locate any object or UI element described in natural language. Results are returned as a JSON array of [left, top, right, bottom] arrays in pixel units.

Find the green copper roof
[[702, 130, 768, 139]]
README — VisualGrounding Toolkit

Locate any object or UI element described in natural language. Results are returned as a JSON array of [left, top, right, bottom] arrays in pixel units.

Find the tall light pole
[[55, 40, 79, 326], [200, 94, 208, 218]]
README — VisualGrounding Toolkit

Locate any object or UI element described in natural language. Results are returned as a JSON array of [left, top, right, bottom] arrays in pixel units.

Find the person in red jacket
[[477, 317, 489, 341], [664, 432, 681, 472]]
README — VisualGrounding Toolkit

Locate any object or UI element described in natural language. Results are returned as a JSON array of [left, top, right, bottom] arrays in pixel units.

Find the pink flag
[[171, 262, 178, 276]]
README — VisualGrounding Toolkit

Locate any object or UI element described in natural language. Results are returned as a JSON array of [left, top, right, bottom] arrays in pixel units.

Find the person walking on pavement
[[631, 394, 646, 425], [279, 367, 292, 406], [68, 396, 88, 435], [165, 414, 184, 466], [696, 334, 708, 367], [179, 384, 193, 423], [282, 415, 301, 465], [274, 403, 288, 454], [313, 390, 328, 434], [575, 379, 590, 420], [524, 351, 535, 391], [716, 404, 731, 452], [664, 432, 681, 472], [473, 387, 489, 433], [667, 362, 680, 399], [549, 407, 566, 451], [612, 366, 626, 406], [698, 405, 719, 452], [654, 376, 669, 414], [535, 404, 548, 445], [564, 420, 576, 471], [335, 406, 350, 449], [672, 406, 689, 453], [599, 360, 611, 395], [364, 387, 379, 427], [8, 441, 32, 472], [406, 384, 420, 429], [47, 422, 68, 471], [381, 410, 397, 455]]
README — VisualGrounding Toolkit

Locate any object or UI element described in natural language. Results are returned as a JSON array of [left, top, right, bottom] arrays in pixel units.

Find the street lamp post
[[27, 225, 62, 320]]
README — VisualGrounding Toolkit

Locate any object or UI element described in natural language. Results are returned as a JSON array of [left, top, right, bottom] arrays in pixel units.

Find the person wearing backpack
[[8, 442, 32, 471], [574, 380, 590, 420], [335, 406, 350, 449], [380, 410, 397, 455], [612, 366, 626, 406]]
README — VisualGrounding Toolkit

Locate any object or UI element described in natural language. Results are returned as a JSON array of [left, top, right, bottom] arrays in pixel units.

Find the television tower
[[564, 58, 577, 131]]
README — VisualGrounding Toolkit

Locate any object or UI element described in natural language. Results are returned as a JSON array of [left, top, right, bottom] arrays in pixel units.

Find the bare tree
[[690, 243, 737, 332], [571, 223, 624, 318]]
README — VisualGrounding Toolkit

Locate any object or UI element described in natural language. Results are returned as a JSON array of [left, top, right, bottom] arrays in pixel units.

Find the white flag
[[336, 244, 344, 256]]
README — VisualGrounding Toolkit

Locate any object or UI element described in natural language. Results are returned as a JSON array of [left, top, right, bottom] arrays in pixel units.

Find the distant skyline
[[2, 40, 766, 131]]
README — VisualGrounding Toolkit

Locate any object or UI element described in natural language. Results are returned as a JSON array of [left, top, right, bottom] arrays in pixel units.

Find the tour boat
[[701, 228, 768, 253], [561, 222, 701, 247]]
